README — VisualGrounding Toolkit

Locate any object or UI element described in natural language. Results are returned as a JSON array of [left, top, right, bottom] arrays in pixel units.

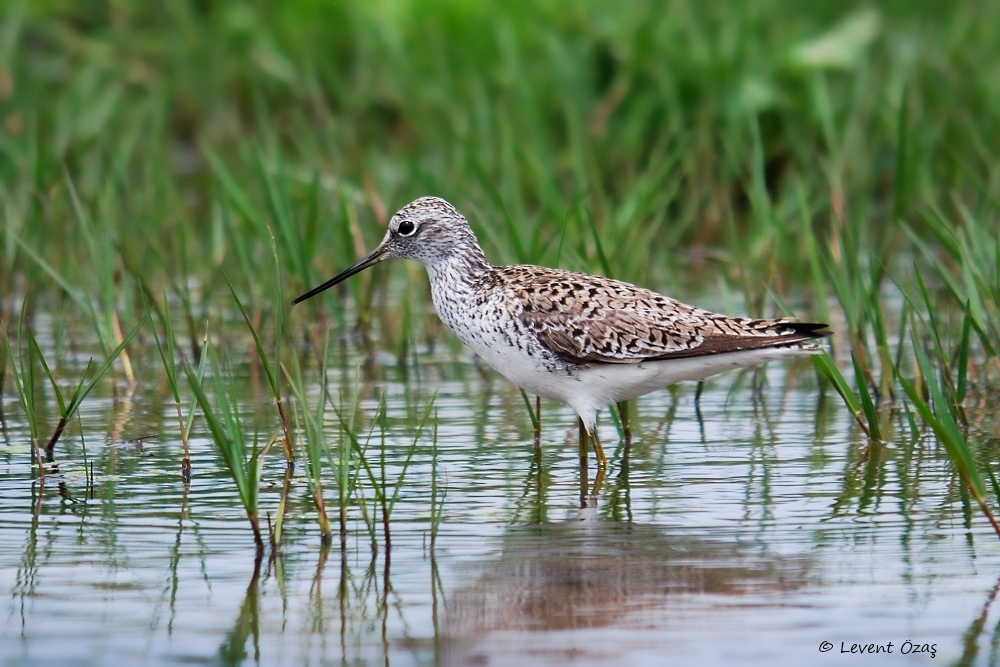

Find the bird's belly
[[462, 332, 576, 402], [576, 346, 819, 405]]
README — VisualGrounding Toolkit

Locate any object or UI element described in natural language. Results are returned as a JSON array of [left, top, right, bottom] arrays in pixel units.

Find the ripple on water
[[1, 348, 998, 666]]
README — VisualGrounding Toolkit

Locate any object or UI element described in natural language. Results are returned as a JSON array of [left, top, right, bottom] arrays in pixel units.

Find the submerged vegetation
[[2, 0, 1000, 549]]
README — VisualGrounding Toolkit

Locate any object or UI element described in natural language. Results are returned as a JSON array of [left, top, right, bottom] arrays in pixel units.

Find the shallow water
[[2, 330, 1000, 666]]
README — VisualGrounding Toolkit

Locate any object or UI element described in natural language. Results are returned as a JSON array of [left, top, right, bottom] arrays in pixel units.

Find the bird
[[293, 196, 830, 469]]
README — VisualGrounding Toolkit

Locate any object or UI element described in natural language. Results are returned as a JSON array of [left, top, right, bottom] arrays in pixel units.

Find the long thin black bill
[[291, 247, 387, 305]]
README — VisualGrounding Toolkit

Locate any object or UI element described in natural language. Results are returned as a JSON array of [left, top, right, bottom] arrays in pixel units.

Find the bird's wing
[[500, 266, 828, 365]]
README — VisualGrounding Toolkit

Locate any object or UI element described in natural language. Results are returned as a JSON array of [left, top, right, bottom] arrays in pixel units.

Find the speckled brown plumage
[[498, 265, 827, 365]]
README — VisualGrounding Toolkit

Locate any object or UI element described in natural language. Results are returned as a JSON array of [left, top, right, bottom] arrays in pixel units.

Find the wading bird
[[293, 197, 830, 469]]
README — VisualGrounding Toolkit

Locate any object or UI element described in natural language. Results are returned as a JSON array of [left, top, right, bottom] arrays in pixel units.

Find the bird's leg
[[578, 417, 588, 467], [592, 432, 608, 469], [591, 463, 606, 500]]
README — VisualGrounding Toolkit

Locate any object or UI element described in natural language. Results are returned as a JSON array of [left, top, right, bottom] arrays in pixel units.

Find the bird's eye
[[397, 220, 416, 236]]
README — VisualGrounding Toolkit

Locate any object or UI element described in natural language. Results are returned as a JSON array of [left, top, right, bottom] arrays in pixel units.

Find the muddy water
[[1, 335, 998, 666]]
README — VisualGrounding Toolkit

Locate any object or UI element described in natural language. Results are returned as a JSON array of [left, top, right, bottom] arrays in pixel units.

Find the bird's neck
[[425, 247, 491, 294], [424, 250, 493, 340]]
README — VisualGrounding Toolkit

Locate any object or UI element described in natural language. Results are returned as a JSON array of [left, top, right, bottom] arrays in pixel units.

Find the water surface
[[2, 331, 999, 666]]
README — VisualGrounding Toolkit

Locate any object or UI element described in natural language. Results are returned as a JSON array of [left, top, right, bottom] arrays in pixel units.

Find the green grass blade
[[142, 289, 180, 403], [851, 352, 881, 441], [183, 338, 209, 438], [813, 352, 868, 436], [64, 315, 148, 417], [2, 322, 36, 441], [518, 388, 539, 432], [13, 236, 106, 349], [26, 327, 66, 416], [891, 83, 909, 220], [223, 273, 280, 400], [183, 344, 253, 513], [387, 393, 437, 514], [957, 301, 972, 404], [988, 467, 1000, 511], [905, 334, 985, 498], [200, 142, 260, 226], [582, 205, 613, 278]]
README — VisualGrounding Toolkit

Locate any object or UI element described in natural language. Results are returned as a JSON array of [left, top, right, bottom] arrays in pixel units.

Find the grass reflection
[[218, 551, 263, 667]]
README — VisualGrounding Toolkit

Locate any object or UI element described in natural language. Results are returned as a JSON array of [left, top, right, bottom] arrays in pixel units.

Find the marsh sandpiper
[[293, 197, 830, 469]]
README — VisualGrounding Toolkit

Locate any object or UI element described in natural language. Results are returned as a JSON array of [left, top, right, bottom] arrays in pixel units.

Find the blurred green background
[[1, 0, 998, 342]]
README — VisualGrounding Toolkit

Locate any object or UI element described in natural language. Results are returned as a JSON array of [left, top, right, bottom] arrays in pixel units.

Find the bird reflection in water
[[443, 522, 813, 665]]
